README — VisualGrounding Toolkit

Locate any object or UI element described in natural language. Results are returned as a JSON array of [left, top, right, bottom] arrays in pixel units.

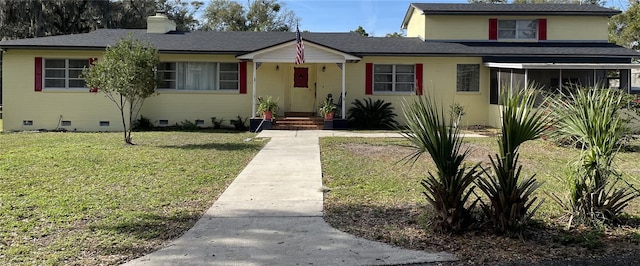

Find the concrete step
[[272, 116, 324, 130]]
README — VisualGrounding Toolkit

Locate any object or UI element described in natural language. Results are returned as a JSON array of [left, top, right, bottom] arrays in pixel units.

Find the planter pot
[[263, 111, 273, 121], [323, 112, 334, 121]]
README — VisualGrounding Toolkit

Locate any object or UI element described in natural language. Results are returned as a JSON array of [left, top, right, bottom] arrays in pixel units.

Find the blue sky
[[281, 0, 629, 37]]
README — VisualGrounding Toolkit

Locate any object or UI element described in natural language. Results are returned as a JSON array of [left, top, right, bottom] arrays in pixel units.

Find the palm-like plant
[[402, 95, 480, 233], [476, 85, 550, 235], [348, 98, 398, 129], [548, 86, 638, 226]]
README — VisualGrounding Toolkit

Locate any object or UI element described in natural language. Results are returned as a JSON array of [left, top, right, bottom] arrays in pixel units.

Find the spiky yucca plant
[[548, 86, 639, 227], [348, 98, 399, 129], [402, 95, 480, 233], [476, 85, 549, 235]]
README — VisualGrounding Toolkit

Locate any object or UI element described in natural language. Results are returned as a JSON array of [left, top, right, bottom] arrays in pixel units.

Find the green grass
[[0, 131, 264, 265], [321, 137, 640, 220]]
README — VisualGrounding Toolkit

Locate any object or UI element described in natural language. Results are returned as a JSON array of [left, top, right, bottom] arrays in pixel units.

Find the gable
[[237, 40, 360, 63]]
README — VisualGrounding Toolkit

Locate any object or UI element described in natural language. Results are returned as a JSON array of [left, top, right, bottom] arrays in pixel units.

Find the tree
[[0, 0, 202, 40], [201, 0, 298, 31], [476, 85, 549, 235], [511, 0, 604, 4], [385, 31, 405, 38], [468, 0, 508, 3], [83, 35, 159, 144], [548, 86, 639, 227], [609, 1, 640, 51], [402, 95, 481, 233], [0, 0, 106, 39], [352, 26, 369, 37]]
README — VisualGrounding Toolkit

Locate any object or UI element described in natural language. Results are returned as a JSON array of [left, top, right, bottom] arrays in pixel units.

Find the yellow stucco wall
[[415, 15, 609, 41], [345, 56, 490, 126], [1, 50, 255, 131], [143, 54, 252, 128], [2, 50, 120, 132], [2, 48, 492, 131], [406, 8, 426, 39]]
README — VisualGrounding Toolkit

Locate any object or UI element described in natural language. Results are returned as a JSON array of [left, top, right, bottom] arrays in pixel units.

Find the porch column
[[559, 69, 563, 92], [341, 62, 346, 118], [252, 62, 258, 118], [621, 69, 631, 92]]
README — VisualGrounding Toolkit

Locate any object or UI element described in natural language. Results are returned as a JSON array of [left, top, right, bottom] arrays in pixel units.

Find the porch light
[[322, 65, 326, 72], [276, 65, 279, 71]]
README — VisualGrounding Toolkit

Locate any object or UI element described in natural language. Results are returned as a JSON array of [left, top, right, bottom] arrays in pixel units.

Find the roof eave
[[422, 11, 620, 17], [401, 4, 420, 30]]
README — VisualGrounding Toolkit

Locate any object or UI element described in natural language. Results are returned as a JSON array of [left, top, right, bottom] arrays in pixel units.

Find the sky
[[280, 0, 630, 37]]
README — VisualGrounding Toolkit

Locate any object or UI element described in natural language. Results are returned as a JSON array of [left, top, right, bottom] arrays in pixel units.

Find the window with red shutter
[[34, 57, 43, 92]]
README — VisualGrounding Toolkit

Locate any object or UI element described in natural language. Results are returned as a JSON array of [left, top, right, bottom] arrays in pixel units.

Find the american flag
[[295, 25, 305, 64]]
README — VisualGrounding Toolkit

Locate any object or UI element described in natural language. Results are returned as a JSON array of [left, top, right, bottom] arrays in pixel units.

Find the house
[[1, 3, 638, 131]]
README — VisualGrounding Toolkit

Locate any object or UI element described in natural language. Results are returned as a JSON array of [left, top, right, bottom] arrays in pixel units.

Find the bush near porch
[[0, 131, 264, 265], [321, 137, 640, 264]]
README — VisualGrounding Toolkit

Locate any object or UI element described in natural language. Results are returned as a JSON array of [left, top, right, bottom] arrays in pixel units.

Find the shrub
[[230, 116, 248, 131], [178, 120, 199, 131], [211, 117, 225, 129], [548, 86, 639, 227], [402, 95, 481, 233], [347, 98, 398, 129], [132, 115, 153, 131], [476, 85, 549, 236], [449, 102, 466, 129]]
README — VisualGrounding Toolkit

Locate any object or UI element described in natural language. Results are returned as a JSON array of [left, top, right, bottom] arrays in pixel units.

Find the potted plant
[[257, 96, 279, 121], [319, 99, 337, 121]]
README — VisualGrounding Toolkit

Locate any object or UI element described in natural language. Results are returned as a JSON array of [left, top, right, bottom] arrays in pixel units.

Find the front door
[[289, 65, 316, 113]]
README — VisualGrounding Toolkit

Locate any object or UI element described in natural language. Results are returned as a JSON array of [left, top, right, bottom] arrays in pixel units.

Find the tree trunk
[[119, 94, 133, 145]]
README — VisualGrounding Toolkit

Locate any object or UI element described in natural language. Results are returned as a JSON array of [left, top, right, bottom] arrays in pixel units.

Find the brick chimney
[[146, 11, 176, 34]]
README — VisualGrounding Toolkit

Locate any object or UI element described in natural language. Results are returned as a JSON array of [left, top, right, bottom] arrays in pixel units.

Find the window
[[373, 64, 414, 93], [498, 20, 537, 40], [457, 64, 480, 92], [157, 62, 239, 91], [44, 59, 90, 89]]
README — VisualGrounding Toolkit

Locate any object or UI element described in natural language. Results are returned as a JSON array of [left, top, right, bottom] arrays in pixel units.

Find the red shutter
[[538, 19, 547, 41], [415, 64, 423, 95], [239, 61, 247, 94], [365, 63, 373, 95], [489, 18, 498, 40], [35, 57, 43, 92]]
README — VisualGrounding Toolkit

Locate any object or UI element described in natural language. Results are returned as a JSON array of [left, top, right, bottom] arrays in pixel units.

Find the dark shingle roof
[[410, 3, 621, 16], [0, 29, 637, 59]]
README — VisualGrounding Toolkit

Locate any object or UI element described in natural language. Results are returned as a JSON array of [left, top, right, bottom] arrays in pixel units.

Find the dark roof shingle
[[411, 3, 620, 16], [0, 29, 637, 59]]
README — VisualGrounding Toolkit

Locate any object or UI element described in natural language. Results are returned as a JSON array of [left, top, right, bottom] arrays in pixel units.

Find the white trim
[[485, 62, 640, 70], [252, 62, 257, 118], [341, 62, 346, 118], [237, 40, 360, 62]]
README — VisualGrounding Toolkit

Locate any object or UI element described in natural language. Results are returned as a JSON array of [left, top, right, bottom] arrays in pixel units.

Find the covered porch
[[485, 62, 640, 105], [237, 40, 360, 121]]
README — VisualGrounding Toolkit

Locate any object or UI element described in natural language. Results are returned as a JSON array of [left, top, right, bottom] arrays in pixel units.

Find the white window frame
[[457, 64, 480, 92], [498, 19, 537, 40], [157, 62, 240, 91], [43, 59, 90, 90], [373, 64, 415, 94]]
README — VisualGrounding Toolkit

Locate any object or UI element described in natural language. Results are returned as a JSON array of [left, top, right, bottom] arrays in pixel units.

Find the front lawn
[[0, 131, 264, 265], [321, 137, 640, 264]]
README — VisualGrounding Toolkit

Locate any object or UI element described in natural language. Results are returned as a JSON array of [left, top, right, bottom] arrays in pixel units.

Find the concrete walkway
[[125, 130, 458, 266]]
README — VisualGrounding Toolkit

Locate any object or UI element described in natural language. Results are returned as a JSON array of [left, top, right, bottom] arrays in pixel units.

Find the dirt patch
[[324, 201, 640, 265]]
